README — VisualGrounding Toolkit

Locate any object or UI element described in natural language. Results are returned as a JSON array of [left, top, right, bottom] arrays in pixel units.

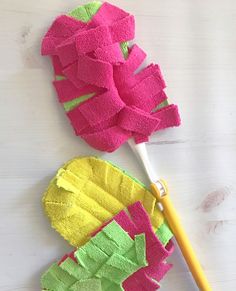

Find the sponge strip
[[81, 126, 130, 152], [114, 44, 147, 78], [70, 278, 102, 291], [56, 36, 78, 66], [67, 89, 125, 129], [121, 74, 166, 108], [77, 55, 114, 89], [75, 15, 134, 54], [90, 2, 130, 26], [76, 25, 112, 54], [94, 43, 125, 64], [134, 104, 181, 143], [53, 79, 97, 103], [118, 106, 161, 136], [41, 15, 86, 55]]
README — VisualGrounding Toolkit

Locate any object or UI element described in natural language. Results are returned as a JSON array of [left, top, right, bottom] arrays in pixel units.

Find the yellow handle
[[151, 182, 212, 291]]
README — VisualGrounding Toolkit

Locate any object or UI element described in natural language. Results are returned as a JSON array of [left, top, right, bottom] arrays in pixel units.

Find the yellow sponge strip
[[42, 156, 164, 247]]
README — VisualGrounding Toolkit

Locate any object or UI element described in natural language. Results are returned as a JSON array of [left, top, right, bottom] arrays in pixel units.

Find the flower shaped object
[[41, 202, 174, 291], [41, 1, 181, 152]]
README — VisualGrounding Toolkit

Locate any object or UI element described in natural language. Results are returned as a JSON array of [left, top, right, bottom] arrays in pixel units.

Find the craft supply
[[41, 1, 180, 152], [42, 156, 173, 248], [42, 222, 147, 291], [41, 202, 174, 290], [41, 1, 211, 290]]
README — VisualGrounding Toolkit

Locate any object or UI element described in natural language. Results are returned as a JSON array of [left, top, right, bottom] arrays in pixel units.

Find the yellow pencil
[[129, 140, 212, 291]]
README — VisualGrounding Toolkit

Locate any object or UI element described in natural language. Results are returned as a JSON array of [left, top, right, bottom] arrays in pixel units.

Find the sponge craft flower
[[41, 1, 181, 152], [42, 156, 173, 248], [41, 202, 174, 291]]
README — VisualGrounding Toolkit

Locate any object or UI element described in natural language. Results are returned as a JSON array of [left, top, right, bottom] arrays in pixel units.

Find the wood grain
[[0, 0, 236, 290]]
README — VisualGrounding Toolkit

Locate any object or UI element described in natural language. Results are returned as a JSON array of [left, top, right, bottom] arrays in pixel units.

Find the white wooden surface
[[0, 0, 236, 290]]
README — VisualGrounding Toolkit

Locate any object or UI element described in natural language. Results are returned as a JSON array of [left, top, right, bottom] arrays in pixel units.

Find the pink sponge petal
[[77, 55, 114, 89], [118, 106, 161, 136], [81, 126, 130, 152]]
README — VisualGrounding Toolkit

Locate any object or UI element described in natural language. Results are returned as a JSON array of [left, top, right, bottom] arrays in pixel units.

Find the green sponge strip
[[63, 93, 95, 112], [134, 234, 147, 265], [68, 1, 102, 22], [152, 99, 169, 112], [91, 231, 120, 256], [155, 221, 173, 246], [41, 263, 77, 290], [96, 253, 140, 284], [120, 42, 129, 59], [60, 258, 91, 280], [55, 75, 66, 81], [69, 278, 102, 291], [102, 220, 134, 252]]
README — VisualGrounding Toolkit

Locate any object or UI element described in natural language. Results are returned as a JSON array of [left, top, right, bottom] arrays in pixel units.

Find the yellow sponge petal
[[42, 156, 164, 247]]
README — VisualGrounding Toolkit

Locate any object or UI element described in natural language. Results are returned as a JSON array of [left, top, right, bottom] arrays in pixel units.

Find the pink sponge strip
[[118, 106, 160, 136], [91, 2, 130, 26], [76, 25, 113, 54], [77, 55, 114, 89], [81, 126, 130, 152], [94, 43, 125, 64], [75, 15, 135, 54], [75, 89, 125, 127], [53, 79, 97, 103], [41, 15, 86, 55], [114, 44, 147, 79]]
